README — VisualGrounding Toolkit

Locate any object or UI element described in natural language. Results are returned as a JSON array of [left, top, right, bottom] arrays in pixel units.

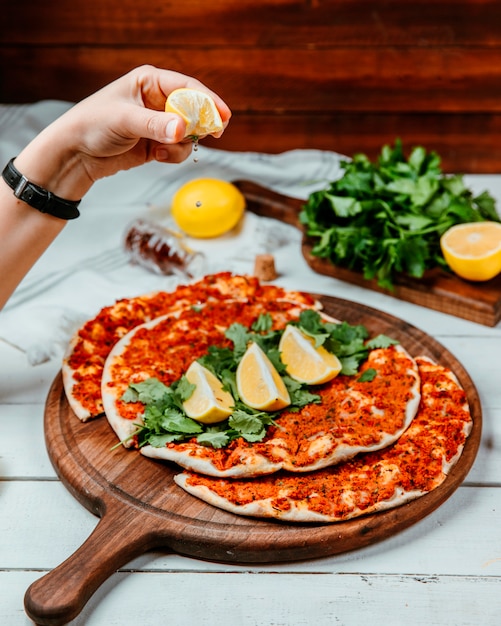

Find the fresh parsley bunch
[[300, 139, 499, 290], [121, 311, 397, 449]]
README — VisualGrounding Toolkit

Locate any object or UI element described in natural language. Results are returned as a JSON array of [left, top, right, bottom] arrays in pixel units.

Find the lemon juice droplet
[[193, 137, 199, 163], [196, 201, 202, 207]]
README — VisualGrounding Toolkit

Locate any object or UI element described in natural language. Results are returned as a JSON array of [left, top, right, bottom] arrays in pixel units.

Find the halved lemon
[[165, 88, 224, 138], [171, 178, 245, 238], [236, 342, 291, 412], [182, 361, 234, 424], [440, 221, 501, 281], [279, 324, 342, 384]]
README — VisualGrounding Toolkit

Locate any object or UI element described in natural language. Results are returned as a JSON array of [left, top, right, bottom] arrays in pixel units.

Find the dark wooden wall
[[2, 1, 501, 172]]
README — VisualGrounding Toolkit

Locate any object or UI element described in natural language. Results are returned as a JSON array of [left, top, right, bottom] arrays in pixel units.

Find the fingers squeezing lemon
[[165, 88, 224, 139]]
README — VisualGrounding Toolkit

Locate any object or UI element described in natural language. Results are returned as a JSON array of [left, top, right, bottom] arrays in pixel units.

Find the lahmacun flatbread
[[101, 298, 320, 450], [62, 273, 318, 421], [175, 356, 472, 522], [101, 295, 420, 477]]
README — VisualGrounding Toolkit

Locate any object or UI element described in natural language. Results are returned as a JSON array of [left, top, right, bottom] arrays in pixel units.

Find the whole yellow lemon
[[171, 178, 246, 238]]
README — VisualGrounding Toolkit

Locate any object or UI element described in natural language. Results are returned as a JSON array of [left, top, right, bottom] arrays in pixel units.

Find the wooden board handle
[[24, 503, 162, 625], [234, 179, 305, 228]]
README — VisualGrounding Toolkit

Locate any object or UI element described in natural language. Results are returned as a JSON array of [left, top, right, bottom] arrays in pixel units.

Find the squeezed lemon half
[[279, 324, 342, 384], [236, 342, 291, 412], [165, 88, 224, 138], [182, 361, 234, 424], [440, 221, 501, 281], [171, 178, 245, 238]]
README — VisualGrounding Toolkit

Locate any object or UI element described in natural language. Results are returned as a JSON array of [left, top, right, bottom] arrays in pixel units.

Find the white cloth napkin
[[0, 101, 345, 364]]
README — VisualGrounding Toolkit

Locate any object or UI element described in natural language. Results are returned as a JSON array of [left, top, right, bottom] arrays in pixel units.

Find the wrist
[[2, 158, 81, 220], [14, 122, 94, 201]]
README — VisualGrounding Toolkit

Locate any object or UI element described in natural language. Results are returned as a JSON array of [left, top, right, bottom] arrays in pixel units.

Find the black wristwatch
[[1, 157, 81, 220]]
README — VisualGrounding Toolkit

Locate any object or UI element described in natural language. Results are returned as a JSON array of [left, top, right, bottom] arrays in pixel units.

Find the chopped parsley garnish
[[121, 310, 398, 449]]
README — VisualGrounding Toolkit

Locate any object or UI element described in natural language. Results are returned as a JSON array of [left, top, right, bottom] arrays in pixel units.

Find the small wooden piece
[[236, 180, 501, 327], [253, 253, 277, 281], [25, 295, 481, 625]]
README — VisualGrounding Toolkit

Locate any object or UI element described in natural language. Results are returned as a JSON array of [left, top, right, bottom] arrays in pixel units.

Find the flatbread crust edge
[[62, 333, 94, 422], [173, 473, 426, 523], [62, 288, 168, 423], [142, 444, 285, 478]]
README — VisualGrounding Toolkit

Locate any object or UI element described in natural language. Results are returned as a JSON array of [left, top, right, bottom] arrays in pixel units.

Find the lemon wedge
[[279, 324, 342, 384], [171, 178, 245, 238], [236, 342, 291, 412], [440, 221, 501, 281], [165, 88, 224, 138], [182, 361, 234, 424]]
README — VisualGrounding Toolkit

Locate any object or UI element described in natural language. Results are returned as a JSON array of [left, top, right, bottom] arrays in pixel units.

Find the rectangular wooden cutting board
[[236, 180, 501, 327]]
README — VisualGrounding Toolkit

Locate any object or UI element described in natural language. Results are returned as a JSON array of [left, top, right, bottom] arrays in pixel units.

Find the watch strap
[[2, 157, 81, 220]]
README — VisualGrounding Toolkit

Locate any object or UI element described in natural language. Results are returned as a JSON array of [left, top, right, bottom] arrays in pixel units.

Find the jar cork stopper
[[253, 253, 277, 281]]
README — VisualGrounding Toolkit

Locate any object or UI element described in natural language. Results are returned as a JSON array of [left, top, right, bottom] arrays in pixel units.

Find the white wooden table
[[1, 103, 501, 625]]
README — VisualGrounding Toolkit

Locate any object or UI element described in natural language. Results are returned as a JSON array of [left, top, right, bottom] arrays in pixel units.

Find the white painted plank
[[436, 336, 501, 410], [0, 404, 55, 478], [1, 481, 501, 578], [2, 570, 501, 626], [0, 342, 59, 404]]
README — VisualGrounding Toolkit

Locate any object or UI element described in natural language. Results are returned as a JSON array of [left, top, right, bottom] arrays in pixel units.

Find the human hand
[[14, 65, 232, 200], [0, 65, 231, 308]]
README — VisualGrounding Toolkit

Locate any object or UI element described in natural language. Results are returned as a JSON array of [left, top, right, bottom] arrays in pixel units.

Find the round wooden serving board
[[25, 295, 481, 625]]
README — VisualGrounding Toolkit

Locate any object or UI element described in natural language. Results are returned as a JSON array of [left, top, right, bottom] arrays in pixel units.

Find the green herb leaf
[[225, 323, 251, 359], [176, 375, 196, 402], [196, 430, 231, 448], [339, 355, 362, 376], [148, 433, 186, 447], [252, 313, 273, 332], [121, 377, 169, 404], [296, 309, 330, 347], [283, 375, 321, 407], [366, 334, 400, 349], [240, 429, 267, 442], [358, 368, 377, 382], [159, 410, 203, 435], [229, 409, 267, 434]]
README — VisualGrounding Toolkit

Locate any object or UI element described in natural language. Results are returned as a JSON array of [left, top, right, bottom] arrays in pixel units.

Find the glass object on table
[[123, 218, 205, 278]]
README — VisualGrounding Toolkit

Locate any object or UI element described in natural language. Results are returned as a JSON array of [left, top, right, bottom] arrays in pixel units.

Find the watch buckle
[[14, 174, 29, 199]]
